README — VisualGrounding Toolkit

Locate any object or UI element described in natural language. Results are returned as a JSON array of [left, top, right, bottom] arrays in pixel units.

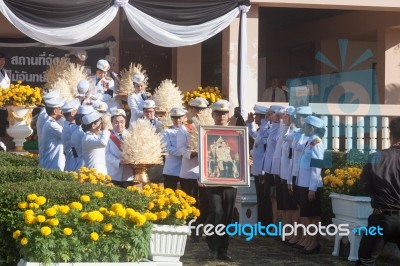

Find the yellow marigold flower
[[45, 207, 57, 217], [29, 203, 39, 209], [47, 218, 59, 226], [111, 203, 124, 212], [99, 207, 108, 213], [107, 210, 116, 217], [59, 205, 70, 214], [24, 209, 34, 216], [103, 223, 113, 232], [157, 198, 165, 206], [20, 237, 28, 246], [18, 202, 28, 209], [36, 215, 46, 223], [182, 209, 188, 217], [158, 211, 168, 219], [13, 230, 22, 239], [63, 228, 72, 236], [93, 191, 104, 198], [148, 202, 155, 210], [90, 232, 99, 241], [136, 214, 146, 226], [80, 195, 90, 203], [34, 196, 46, 206], [175, 211, 183, 219], [116, 208, 126, 218], [193, 208, 200, 217], [346, 179, 354, 186], [80, 212, 88, 219], [40, 226, 52, 236], [69, 202, 83, 211]]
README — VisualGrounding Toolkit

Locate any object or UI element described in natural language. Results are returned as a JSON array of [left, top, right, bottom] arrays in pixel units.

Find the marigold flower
[[45, 207, 57, 217], [147, 202, 155, 210], [20, 237, 28, 246], [40, 226, 52, 236], [34, 196, 46, 206], [36, 215, 46, 223], [63, 228, 72, 236], [80, 195, 90, 203], [90, 232, 99, 241], [59, 205, 70, 214], [175, 211, 183, 219], [103, 223, 113, 232], [47, 218, 59, 226], [93, 191, 104, 198], [29, 203, 39, 209], [25, 215, 35, 225], [69, 202, 83, 211], [18, 202, 28, 209], [13, 230, 21, 239]]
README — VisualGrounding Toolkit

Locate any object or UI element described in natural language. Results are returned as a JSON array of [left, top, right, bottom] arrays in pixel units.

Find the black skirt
[[299, 187, 322, 217]]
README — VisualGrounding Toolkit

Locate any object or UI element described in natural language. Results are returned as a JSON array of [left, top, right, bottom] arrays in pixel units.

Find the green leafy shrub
[[0, 180, 151, 265], [0, 151, 38, 168]]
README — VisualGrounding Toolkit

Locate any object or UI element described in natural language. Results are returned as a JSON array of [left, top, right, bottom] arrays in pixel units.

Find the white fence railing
[[259, 102, 400, 153]]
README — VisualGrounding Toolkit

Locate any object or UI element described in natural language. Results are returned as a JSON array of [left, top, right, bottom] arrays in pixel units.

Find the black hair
[[45, 106, 57, 116], [111, 115, 126, 123], [0, 52, 5, 58], [63, 112, 73, 119], [315, 127, 326, 138], [82, 118, 102, 133], [389, 117, 400, 141], [75, 114, 83, 126]]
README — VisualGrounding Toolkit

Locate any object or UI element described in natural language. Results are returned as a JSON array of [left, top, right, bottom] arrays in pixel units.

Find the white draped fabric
[[122, 4, 241, 47], [0, 0, 119, 45]]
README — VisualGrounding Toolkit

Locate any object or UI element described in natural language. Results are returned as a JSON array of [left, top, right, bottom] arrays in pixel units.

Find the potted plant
[[0, 81, 42, 151], [128, 184, 200, 262]]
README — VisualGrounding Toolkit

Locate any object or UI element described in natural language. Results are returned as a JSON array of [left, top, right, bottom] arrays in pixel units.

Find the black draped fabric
[[130, 0, 241, 25], [3, 0, 113, 27]]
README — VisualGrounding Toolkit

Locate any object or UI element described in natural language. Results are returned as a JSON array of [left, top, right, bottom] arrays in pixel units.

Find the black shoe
[[292, 244, 305, 250], [217, 253, 233, 261], [208, 250, 217, 260], [301, 244, 321, 255]]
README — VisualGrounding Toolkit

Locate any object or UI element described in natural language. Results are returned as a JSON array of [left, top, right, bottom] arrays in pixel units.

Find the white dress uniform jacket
[[127, 92, 145, 124], [37, 109, 48, 167], [289, 129, 310, 184], [162, 126, 183, 177], [297, 134, 324, 191], [271, 124, 289, 175], [106, 129, 132, 182], [82, 130, 110, 175], [177, 124, 198, 180], [41, 118, 65, 170], [0, 68, 10, 89], [249, 122, 269, 176], [71, 126, 85, 171], [89, 75, 118, 109], [262, 121, 280, 174], [62, 121, 78, 171], [280, 127, 296, 181]]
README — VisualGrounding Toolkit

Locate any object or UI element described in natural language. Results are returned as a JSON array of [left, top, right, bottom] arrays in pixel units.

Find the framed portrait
[[198, 125, 250, 187]]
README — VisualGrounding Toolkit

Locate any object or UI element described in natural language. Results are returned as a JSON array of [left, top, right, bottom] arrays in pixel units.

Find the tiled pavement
[[181, 236, 398, 266]]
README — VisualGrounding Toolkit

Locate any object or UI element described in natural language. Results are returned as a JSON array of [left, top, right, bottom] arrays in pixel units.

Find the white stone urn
[[149, 224, 190, 263], [5, 106, 34, 151]]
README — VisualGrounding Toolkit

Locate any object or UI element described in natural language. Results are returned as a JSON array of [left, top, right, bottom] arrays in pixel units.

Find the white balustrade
[[345, 116, 353, 151], [357, 116, 365, 152], [382, 117, 390, 149]]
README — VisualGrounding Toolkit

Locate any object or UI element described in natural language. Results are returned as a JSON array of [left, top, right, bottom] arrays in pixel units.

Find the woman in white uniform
[[81, 110, 110, 175], [128, 73, 147, 124], [297, 115, 325, 254], [162, 107, 187, 190], [106, 109, 133, 187], [61, 98, 80, 171], [71, 105, 94, 171]]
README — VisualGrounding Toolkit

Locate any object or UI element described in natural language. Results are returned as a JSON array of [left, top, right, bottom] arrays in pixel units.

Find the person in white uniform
[[81, 111, 110, 175], [0, 52, 11, 139], [69, 48, 91, 75], [37, 90, 60, 167], [89, 59, 118, 110], [127, 73, 147, 124], [246, 104, 271, 225], [61, 98, 80, 171], [71, 105, 94, 171], [76, 79, 92, 106], [40, 97, 66, 170], [142, 100, 162, 133], [262, 105, 285, 224], [286, 106, 312, 247], [162, 107, 187, 190], [106, 109, 133, 187], [297, 115, 325, 255]]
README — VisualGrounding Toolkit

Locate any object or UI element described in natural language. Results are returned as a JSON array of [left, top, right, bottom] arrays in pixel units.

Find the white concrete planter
[[149, 224, 190, 263], [330, 192, 372, 224]]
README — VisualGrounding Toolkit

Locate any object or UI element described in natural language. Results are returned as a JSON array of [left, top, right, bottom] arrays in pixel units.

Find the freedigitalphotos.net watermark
[[188, 220, 383, 241]]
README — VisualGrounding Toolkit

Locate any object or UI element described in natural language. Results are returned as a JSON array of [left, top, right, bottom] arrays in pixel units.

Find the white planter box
[[330, 192, 373, 224], [149, 224, 190, 263]]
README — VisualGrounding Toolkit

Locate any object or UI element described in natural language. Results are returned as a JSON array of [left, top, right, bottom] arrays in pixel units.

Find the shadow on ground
[[181, 236, 398, 266]]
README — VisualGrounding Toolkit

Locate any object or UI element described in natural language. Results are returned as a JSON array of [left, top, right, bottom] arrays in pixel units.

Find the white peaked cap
[[210, 99, 230, 112], [45, 97, 66, 108], [253, 104, 268, 115], [82, 111, 102, 125], [143, 100, 156, 109], [43, 90, 60, 102], [77, 80, 90, 96], [111, 108, 126, 117], [61, 98, 80, 113], [132, 73, 145, 85], [170, 107, 187, 117], [96, 59, 110, 72], [70, 48, 88, 62], [188, 97, 208, 108], [77, 105, 94, 115], [304, 115, 324, 128], [93, 101, 108, 112]]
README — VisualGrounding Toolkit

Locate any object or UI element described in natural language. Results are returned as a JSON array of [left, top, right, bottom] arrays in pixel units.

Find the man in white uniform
[[0, 52, 11, 140], [142, 100, 162, 133], [41, 97, 66, 170], [61, 98, 80, 171], [69, 48, 91, 75], [128, 73, 147, 124], [89, 59, 117, 110], [37, 90, 60, 167], [106, 109, 133, 187]]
